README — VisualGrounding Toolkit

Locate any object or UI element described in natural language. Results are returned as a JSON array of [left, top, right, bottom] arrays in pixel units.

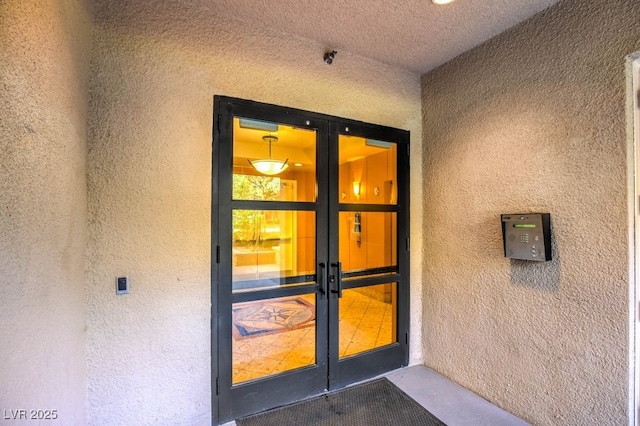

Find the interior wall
[[0, 0, 92, 423], [339, 150, 396, 273], [87, 1, 422, 424], [421, 0, 640, 424]]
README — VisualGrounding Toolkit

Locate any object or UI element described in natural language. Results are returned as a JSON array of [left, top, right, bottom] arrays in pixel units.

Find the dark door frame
[[211, 96, 411, 425]]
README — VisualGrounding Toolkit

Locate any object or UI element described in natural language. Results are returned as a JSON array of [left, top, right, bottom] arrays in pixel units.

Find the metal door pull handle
[[318, 262, 328, 298], [330, 262, 342, 298]]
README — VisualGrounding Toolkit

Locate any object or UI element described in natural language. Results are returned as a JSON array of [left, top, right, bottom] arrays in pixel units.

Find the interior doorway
[[211, 97, 411, 423]]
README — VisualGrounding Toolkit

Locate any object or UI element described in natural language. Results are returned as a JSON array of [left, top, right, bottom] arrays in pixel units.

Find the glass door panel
[[232, 293, 317, 384], [232, 210, 316, 292], [338, 211, 397, 273], [229, 113, 320, 384], [338, 135, 397, 205], [216, 102, 328, 423], [339, 283, 397, 358], [334, 129, 403, 379], [233, 117, 317, 203]]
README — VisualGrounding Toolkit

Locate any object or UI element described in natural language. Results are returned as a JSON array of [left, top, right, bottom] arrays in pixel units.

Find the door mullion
[[326, 121, 341, 388], [315, 120, 331, 391]]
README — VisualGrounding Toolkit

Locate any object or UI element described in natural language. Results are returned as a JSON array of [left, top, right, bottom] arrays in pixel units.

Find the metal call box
[[501, 213, 551, 261]]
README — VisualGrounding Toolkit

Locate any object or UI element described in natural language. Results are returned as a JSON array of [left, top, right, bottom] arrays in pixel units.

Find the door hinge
[[216, 377, 219, 395], [406, 238, 410, 251], [406, 332, 409, 345], [407, 144, 410, 157], [216, 245, 220, 264]]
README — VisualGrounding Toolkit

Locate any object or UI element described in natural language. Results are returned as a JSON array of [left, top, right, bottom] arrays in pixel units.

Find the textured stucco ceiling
[[201, 0, 561, 73]]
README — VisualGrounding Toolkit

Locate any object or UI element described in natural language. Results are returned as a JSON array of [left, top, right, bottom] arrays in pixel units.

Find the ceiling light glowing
[[248, 135, 289, 175], [249, 159, 289, 175], [432, 0, 455, 4]]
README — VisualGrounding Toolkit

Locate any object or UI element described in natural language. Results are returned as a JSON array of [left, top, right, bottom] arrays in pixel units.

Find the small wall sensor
[[116, 276, 129, 295]]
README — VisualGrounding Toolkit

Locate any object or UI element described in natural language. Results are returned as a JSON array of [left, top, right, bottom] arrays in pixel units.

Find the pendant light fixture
[[248, 135, 289, 175]]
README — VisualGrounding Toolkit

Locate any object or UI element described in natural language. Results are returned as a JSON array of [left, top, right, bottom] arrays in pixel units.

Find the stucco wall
[[421, 0, 640, 424], [0, 0, 91, 424], [87, 1, 422, 424]]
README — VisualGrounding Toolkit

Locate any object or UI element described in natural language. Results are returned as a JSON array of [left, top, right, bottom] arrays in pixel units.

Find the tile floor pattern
[[233, 289, 395, 384]]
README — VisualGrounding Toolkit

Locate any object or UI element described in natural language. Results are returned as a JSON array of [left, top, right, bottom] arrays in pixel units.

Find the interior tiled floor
[[232, 288, 394, 384], [338, 287, 394, 357]]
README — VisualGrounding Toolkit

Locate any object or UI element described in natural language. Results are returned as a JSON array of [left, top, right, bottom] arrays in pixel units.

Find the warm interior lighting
[[248, 135, 289, 175], [432, 0, 455, 4], [353, 181, 361, 198], [250, 159, 289, 175]]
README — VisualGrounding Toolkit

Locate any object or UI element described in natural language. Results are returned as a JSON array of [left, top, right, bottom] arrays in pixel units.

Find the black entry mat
[[235, 377, 446, 426]]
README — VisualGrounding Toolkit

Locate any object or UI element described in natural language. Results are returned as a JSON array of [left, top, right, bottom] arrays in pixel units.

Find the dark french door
[[212, 96, 410, 424]]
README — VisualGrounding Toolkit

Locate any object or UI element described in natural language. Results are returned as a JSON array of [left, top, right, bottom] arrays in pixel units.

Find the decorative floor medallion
[[232, 297, 315, 340]]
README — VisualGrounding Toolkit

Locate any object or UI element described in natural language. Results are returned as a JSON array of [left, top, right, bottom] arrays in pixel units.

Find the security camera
[[323, 50, 337, 65]]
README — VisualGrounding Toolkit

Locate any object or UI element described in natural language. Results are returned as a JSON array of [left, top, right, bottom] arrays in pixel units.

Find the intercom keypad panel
[[501, 213, 551, 262]]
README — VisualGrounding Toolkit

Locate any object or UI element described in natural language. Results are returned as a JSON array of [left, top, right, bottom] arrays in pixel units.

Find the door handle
[[330, 262, 343, 298], [318, 262, 328, 298]]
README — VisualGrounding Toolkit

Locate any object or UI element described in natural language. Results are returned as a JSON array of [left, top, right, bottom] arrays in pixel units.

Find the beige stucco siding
[[421, 0, 640, 424]]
